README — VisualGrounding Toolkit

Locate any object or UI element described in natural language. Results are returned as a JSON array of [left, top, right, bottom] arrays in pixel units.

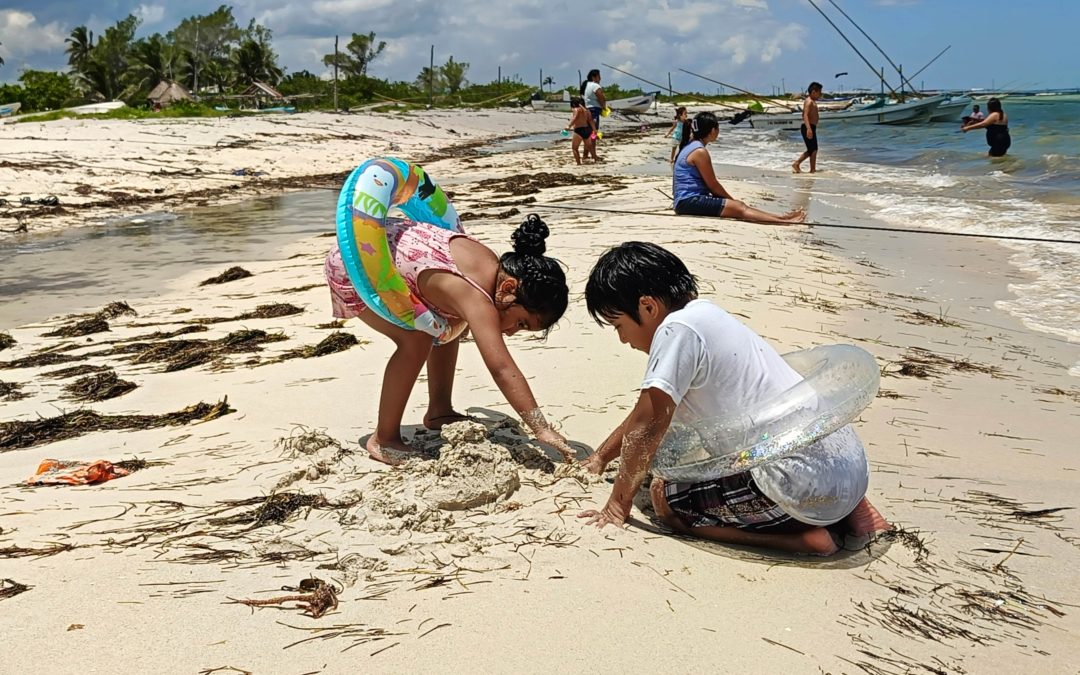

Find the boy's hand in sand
[[578, 499, 630, 529], [536, 427, 577, 462]]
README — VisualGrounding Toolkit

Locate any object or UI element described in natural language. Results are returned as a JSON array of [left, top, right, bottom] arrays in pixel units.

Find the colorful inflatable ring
[[652, 344, 880, 483], [335, 158, 462, 344]]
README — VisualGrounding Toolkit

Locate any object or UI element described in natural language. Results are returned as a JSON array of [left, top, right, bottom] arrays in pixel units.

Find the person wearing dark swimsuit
[[962, 97, 1011, 157]]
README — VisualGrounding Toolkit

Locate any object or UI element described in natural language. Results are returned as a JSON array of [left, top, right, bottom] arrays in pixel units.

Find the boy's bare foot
[[782, 207, 807, 223], [422, 411, 476, 431], [799, 527, 841, 556], [844, 497, 892, 537], [791, 160, 802, 173], [366, 435, 419, 466]]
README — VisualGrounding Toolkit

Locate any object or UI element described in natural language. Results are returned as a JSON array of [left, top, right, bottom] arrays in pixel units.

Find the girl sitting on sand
[[673, 112, 806, 224], [324, 214, 574, 464]]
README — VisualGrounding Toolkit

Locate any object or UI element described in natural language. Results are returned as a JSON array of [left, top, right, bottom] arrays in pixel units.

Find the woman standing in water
[[962, 97, 1011, 157]]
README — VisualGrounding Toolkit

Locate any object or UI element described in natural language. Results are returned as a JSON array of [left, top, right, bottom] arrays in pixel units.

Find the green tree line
[[0, 6, 642, 114]]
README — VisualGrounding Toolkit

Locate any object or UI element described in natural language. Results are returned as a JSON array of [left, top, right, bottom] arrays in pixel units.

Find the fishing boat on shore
[[68, 101, 127, 115], [0, 102, 21, 117], [529, 90, 658, 114], [927, 95, 972, 123], [743, 94, 946, 130]]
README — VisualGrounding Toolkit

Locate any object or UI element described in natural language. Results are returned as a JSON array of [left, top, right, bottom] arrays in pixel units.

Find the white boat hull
[[0, 102, 22, 117], [748, 94, 946, 130], [928, 97, 972, 123], [67, 101, 127, 115]]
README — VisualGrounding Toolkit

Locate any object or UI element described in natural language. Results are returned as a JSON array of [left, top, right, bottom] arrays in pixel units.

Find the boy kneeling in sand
[[578, 242, 889, 555]]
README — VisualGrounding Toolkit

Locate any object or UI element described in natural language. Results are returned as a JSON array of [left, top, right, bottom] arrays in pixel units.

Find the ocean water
[[710, 98, 1080, 373]]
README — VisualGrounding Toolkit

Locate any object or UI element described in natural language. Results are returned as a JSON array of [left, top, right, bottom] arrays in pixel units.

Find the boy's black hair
[[808, 81, 823, 94], [499, 214, 569, 332], [570, 96, 584, 108], [585, 242, 698, 324]]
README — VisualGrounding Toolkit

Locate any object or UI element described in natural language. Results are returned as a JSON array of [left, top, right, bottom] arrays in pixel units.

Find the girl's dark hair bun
[[511, 213, 549, 257]]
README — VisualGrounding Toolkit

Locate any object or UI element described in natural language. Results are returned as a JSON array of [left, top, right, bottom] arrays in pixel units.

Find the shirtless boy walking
[[793, 82, 823, 174]]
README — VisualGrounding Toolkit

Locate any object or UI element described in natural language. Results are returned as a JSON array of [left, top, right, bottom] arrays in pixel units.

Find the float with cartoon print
[[335, 157, 462, 343], [651, 344, 880, 482]]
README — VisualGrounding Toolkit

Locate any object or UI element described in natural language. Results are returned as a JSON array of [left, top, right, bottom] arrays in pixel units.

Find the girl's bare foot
[[366, 435, 419, 466], [782, 207, 807, 223], [844, 497, 892, 537], [791, 160, 802, 173], [422, 411, 476, 431]]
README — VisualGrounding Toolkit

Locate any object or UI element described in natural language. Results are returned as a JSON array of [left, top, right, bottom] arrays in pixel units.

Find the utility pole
[[428, 45, 434, 106], [498, 66, 501, 85], [668, 72, 672, 98], [781, 78, 785, 95], [333, 35, 339, 112], [539, 68, 543, 92], [193, 21, 200, 100]]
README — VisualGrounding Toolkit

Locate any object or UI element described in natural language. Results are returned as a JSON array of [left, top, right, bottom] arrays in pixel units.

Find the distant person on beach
[[580, 69, 606, 162], [664, 106, 688, 165], [566, 96, 596, 165], [324, 214, 575, 464], [673, 112, 806, 224], [962, 97, 1011, 157], [792, 81, 823, 173], [578, 241, 891, 554], [970, 104, 985, 121]]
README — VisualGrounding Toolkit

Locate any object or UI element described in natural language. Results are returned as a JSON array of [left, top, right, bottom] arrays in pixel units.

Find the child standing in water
[[566, 97, 596, 165], [664, 106, 688, 165], [325, 214, 575, 464], [792, 82, 823, 174], [578, 242, 891, 555]]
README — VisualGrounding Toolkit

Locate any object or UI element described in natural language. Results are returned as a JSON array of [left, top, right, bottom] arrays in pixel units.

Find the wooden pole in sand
[[333, 35, 339, 112], [428, 45, 434, 106]]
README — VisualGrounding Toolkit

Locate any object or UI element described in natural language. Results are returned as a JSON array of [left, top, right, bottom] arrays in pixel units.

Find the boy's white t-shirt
[[642, 299, 869, 525]]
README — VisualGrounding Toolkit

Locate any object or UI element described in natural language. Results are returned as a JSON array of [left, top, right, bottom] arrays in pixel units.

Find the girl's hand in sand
[[581, 453, 608, 475], [536, 427, 577, 462], [578, 500, 630, 529]]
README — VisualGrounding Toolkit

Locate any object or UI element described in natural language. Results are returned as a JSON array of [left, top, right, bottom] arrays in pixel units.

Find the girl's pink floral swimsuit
[[324, 217, 491, 324]]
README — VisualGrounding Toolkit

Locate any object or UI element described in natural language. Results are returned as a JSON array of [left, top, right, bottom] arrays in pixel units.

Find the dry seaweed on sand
[[885, 347, 1010, 380], [0, 397, 233, 451], [905, 309, 963, 328], [95, 329, 288, 372], [41, 317, 110, 338], [94, 301, 137, 320], [315, 320, 345, 330], [41, 364, 110, 379], [275, 426, 347, 458], [0, 543, 75, 559], [1033, 386, 1080, 404], [0, 380, 30, 402], [62, 370, 137, 402], [474, 172, 626, 196], [0, 351, 85, 370], [193, 303, 305, 325], [0, 579, 31, 600], [209, 492, 332, 528], [199, 266, 253, 286], [269, 332, 360, 362], [114, 458, 165, 472], [273, 283, 323, 294], [232, 577, 339, 618], [0, 332, 15, 352]]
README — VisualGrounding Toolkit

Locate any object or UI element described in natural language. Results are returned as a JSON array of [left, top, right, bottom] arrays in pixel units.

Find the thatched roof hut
[[147, 80, 191, 107]]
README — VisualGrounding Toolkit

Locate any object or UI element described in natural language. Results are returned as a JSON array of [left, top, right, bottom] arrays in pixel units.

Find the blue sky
[[0, 1, 1076, 93]]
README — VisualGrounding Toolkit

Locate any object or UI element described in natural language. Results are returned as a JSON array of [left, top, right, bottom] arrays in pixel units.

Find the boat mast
[[678, 68, 798, 112], [826, 0, 921, 95], [600, 63, 750, 113], [805, 0, 900, 99]]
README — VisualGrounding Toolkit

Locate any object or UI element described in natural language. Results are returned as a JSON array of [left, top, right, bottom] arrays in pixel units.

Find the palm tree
[[543, 76, 555, 93], [233, 39, 282, 85], [441, 57, 469, 95], [65, 26, 95, 70], [128, 34, 174, 95]]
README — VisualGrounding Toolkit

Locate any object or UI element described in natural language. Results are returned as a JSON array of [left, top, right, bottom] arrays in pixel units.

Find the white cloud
[[607, 39, 636, 59], [133, 4, 166, 25], [0, 10, 66, 60]]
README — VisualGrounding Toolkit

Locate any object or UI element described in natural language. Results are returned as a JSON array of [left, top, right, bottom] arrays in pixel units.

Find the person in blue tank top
[[673, 112, 806, 224]]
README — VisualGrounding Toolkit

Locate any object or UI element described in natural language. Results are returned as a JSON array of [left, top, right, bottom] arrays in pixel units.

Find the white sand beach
[[1, 108, 1078, 673]]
